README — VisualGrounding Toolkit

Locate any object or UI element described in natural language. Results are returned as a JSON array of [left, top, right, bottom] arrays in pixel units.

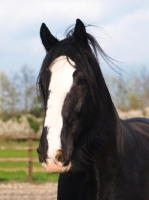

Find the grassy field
[[0, 139, 59, 183], [0, 171, 59, 182]]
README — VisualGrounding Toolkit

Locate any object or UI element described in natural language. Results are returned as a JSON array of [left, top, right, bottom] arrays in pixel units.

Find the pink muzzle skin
[[41, 160, 71, 173]]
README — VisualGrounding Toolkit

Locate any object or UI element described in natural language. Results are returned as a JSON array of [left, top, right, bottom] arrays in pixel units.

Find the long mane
[[37, 25, 116, 105]]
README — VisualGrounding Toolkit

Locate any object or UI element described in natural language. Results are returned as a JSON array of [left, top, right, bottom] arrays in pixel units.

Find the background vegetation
[[107, 66, 149, 111], [0, 65, 43, 122], [0, 65, 149, 183], [1, 65, 149, 121]]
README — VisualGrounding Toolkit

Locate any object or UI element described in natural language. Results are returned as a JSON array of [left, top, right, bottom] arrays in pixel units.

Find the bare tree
[[0, 71, 21, 119], [106, 66, 149, 111], [16, 65, 36, 113], [137, 67, 149, 109], [0, 72, 10, 114], [107, 75, 128, 110], [7, 76, 20, 115]]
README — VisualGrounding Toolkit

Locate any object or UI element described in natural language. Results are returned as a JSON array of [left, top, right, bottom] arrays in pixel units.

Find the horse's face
[[37, 19, 100, 173], [37, 19, 119, 175], [37, 54, 93, 173]]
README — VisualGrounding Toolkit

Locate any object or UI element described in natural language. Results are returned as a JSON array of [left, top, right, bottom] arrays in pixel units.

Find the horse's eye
[[78, 77, 87, 85]]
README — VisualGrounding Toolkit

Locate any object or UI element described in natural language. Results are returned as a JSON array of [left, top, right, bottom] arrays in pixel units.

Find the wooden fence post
[[28, 137, 32, 182], [0, 134, 40, 183]]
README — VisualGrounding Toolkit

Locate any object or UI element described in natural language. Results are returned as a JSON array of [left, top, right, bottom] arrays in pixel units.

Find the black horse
[[37, 19, 149, 200]]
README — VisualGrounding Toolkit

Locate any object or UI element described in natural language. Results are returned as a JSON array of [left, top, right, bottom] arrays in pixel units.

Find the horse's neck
[[82, 165, 100, 200], [82, 155, 118, 200]]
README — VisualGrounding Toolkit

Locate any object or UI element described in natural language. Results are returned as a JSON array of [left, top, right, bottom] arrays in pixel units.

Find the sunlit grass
[[0, 161, 41, 168], [0, 170, 59, 182], [0, 140, 39, 146], [0, 149, 38, 158]]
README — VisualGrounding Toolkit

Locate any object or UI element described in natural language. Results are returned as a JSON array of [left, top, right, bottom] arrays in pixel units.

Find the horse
[[37, 19, 149, 200]]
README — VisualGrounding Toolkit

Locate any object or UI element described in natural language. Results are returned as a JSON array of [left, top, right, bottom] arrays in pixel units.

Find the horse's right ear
[[73, 19, 88, 47], [40, 23, 58, 52]]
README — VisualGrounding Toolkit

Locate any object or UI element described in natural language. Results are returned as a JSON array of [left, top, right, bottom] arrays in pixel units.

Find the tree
[[0, 71, 20, 120], [7, 77, 20, 115], [16, 65, 36, 113], [107, 75, 128, 111], [107, 66, 149, 111], [138, 67, 149, 109], [0, 72, 10, 115], [0, 65, 43, 119]]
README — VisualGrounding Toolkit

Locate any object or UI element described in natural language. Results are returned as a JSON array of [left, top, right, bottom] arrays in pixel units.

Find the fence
[[0, 134, 40, 182]]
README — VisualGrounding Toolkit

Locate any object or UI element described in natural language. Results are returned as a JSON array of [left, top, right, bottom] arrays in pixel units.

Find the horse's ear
[[40, 23, 58, 52], [73, 19, 88, 46]]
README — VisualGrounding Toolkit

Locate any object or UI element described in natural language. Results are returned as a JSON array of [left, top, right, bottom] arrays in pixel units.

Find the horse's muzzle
[[37, 149, 71, 173], [42, 159, 71, 173]]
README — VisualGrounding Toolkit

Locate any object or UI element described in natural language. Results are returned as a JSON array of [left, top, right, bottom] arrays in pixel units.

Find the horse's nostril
[[55, 150, 65, 163]]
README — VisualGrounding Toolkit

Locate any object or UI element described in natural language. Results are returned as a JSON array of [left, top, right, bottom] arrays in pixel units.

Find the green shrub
[[29, 107, 44, 118], [27, 117, 40, 133], [16, 114, 21, 123]]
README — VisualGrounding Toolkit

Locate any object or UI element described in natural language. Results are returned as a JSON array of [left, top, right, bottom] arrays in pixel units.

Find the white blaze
[[44, 56, 75, 160]]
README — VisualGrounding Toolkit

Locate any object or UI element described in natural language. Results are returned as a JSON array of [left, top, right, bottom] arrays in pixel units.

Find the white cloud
[[0, 0, 103, 73], [99, 7, 149, 66], [0, 0, 102, 33], [0, 0, 149, 75]]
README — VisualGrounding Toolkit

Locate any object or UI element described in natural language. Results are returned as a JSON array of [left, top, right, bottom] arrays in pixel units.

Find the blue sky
[[0, 0, 149, 78]]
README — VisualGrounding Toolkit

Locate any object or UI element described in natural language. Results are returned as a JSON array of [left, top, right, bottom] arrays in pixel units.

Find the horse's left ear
[[40, 23, 58, 52], [74, 19, 88, 46]]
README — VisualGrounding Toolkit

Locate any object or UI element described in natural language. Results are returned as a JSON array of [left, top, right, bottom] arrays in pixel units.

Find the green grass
[[0, 170, 27, 182], [33, 172, 59, 182], [0, 140, 39, 157], [0, 140, 39, 147], [27, 117, 40, 133], [0, 149, 38, 158], [0, 161, 41, 168], [0, 140, 59, 183], [0, 170, 59, 182]]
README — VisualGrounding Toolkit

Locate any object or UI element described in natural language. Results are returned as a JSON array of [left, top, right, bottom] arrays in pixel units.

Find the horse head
[[37, 19, 117, 173]]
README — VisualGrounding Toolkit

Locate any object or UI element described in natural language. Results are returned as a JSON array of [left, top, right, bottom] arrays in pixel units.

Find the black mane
[[37, 25, 115, 105], [37, 19, 149, 200]]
